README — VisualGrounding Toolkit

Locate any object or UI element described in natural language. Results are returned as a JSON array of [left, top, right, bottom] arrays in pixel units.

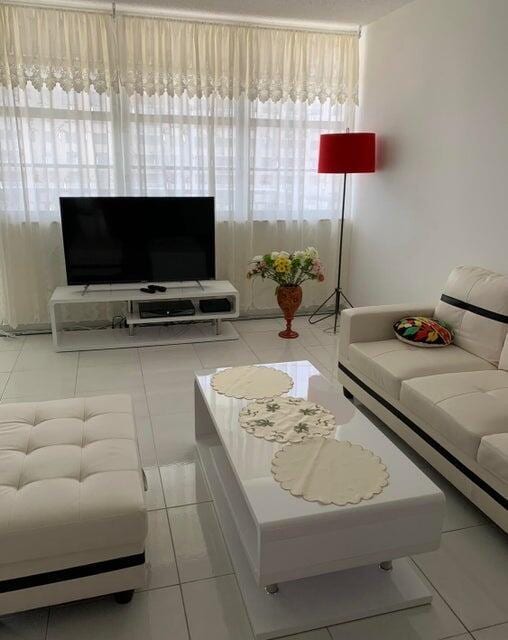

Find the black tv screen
[[60, 197, 215, 285]]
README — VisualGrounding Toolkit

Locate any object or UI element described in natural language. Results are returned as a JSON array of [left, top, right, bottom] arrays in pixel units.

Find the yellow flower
[[274, 255, 291, 273]]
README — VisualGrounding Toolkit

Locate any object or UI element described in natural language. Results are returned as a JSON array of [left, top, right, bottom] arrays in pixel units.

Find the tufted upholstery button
[[0, 395, 147, 572]]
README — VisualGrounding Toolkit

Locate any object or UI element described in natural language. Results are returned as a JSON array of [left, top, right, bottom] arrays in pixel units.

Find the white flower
[[252, 255, 263, 262], [304, 246, 318, 259], [294, 250, 305, 259], [271, 251, 280, 259], [279, 251, 290, 258]]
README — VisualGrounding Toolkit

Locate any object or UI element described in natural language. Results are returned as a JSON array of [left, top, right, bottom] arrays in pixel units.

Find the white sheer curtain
[[0, 6, 116, 326], [0, 5, 358, 328]]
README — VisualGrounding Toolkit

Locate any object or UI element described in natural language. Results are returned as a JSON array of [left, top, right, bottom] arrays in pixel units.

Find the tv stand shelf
[[49, 280, 239, 352]]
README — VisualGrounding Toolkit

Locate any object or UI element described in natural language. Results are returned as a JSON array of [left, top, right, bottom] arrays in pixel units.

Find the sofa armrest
[[339, 304, 435, 360]]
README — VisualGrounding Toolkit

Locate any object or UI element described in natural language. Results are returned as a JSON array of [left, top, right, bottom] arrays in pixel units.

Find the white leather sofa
[[338, 266, 508, 532], [0, 394, 148, 615]]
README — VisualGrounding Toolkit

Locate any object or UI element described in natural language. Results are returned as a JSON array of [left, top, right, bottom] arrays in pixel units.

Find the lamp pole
[[308, 132, 375, 334], [309, 171, 353, 333]]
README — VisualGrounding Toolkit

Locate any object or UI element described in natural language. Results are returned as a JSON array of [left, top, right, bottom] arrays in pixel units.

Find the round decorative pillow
[[393, 316, 453, 347]]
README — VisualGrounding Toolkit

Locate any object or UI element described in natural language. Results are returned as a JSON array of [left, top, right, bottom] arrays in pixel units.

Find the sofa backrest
[[434, 266, 508, 366]]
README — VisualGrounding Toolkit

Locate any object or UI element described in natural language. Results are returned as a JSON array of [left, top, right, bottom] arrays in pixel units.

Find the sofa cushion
[[401, 370, 508, 459], [0, 395, 147, 568], [477, 434, 508, 485], [434, 266, 508, 366], [348, 339, 494, 400]]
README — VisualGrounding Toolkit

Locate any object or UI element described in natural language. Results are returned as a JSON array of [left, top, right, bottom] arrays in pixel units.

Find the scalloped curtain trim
[[0, 5, 359, 105]]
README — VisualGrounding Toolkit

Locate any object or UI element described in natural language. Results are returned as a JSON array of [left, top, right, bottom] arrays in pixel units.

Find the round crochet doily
[[211, 365, 293, 400], [272, 437, 389, 506], [239, 397, 336, 443]]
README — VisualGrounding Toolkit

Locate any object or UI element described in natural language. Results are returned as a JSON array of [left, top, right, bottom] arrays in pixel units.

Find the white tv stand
[[49, 280, 239, 352]]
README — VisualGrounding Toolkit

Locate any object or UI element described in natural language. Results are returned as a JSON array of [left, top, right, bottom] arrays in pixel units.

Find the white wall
[[348, 0, 508, 307]]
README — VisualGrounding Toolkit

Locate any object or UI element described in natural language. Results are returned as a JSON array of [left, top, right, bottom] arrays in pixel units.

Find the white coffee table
[[195, 360, 444, 639]]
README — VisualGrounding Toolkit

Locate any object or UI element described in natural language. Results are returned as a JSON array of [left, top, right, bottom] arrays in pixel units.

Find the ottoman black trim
[[0, 552, 145, 594], [338, 362, 508, 510]]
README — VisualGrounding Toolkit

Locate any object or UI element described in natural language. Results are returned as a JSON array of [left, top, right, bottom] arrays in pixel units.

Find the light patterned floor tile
[[0, 351, 20, 373], [78, 348, 140, 368], [0, 373, 9, 397], [328, 571, 466, 639], [21, 334, 53, 351], [182, 575, 253, 640], [0, 608, 48, 640], [241, 329, 321, 351], [160, 460, 211, 508], [281, 630, 331, 640], [254, 344, 312, 364], [76, 363, 143, 393], [169, 502, 232, 582], [151, 412, 196, 465], [144, 509, 179, 589], [139, 344, 201, 373], [14, 350, 78, 373], [134, 413, 158, 467], [472, 622, 508, 639], [194, 341, 259, 368], [3, 370, 75, 399], [143, 466, 165, 511], [47, 586, 188, 640], [413, 525, 508, 630], [0, 336, 24, 352]]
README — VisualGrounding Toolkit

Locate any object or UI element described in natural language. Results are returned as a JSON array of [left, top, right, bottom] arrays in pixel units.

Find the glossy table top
[[195, 361, 443, 532]]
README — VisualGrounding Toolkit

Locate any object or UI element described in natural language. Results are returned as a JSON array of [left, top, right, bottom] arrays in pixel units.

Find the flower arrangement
[[247, 247, 325, 287]]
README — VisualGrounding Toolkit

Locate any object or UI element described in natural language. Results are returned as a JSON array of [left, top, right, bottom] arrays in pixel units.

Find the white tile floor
[[0, 317, 507, 640]]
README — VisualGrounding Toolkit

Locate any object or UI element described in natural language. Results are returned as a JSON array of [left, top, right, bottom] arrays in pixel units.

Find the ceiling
[[112, 0, 415, 28]]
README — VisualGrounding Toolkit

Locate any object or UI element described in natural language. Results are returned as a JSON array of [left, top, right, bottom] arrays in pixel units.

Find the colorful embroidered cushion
[[393, 317, 453, 347]]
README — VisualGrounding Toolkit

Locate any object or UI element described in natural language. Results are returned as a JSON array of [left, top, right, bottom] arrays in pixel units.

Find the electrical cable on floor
[[0, 329, 17, 339], [111, 315, 127, 329]]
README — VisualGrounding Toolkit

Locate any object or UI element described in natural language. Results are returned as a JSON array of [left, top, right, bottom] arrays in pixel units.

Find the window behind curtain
[[0, 5, 358, 326], [119, 92, 345, 221], [1, 91, 345, 222], [0, 85, 115, 215]]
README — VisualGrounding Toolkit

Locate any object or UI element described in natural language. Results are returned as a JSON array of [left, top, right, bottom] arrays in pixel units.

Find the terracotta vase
[[276, 285, 303, 339]]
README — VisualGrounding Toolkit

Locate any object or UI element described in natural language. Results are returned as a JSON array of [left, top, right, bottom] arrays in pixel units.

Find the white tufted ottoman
[[0, 395, 148, 615]]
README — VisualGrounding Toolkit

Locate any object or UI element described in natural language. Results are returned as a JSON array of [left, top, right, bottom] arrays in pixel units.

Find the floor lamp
[[309, 132, 376, 333]]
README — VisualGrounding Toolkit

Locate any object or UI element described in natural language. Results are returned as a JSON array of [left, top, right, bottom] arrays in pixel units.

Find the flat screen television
[[60, 196, 215, 285]]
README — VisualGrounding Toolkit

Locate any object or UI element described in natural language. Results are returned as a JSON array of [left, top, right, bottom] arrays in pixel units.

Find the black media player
[[139, 300, 195, 318]]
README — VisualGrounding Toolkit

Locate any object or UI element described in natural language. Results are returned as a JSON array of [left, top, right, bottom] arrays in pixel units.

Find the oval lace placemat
[[272, 437, 389, 506], [211, 365, 293, 400], [239, 397, 336, 443]]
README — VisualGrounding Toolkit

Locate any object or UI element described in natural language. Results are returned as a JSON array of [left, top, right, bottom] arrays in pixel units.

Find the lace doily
[[211, 365, 293, 400], [272, 438, 389, 506], [239, 397, 336, 443]]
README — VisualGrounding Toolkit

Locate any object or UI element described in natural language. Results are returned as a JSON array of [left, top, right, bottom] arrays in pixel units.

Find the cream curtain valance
[[0, 5, 358, 104], [117, 16, 358, 103], [0, 5, 114, 93]]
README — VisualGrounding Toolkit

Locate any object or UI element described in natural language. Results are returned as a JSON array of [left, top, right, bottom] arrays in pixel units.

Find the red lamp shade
[[318, 132, 376, 174]]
